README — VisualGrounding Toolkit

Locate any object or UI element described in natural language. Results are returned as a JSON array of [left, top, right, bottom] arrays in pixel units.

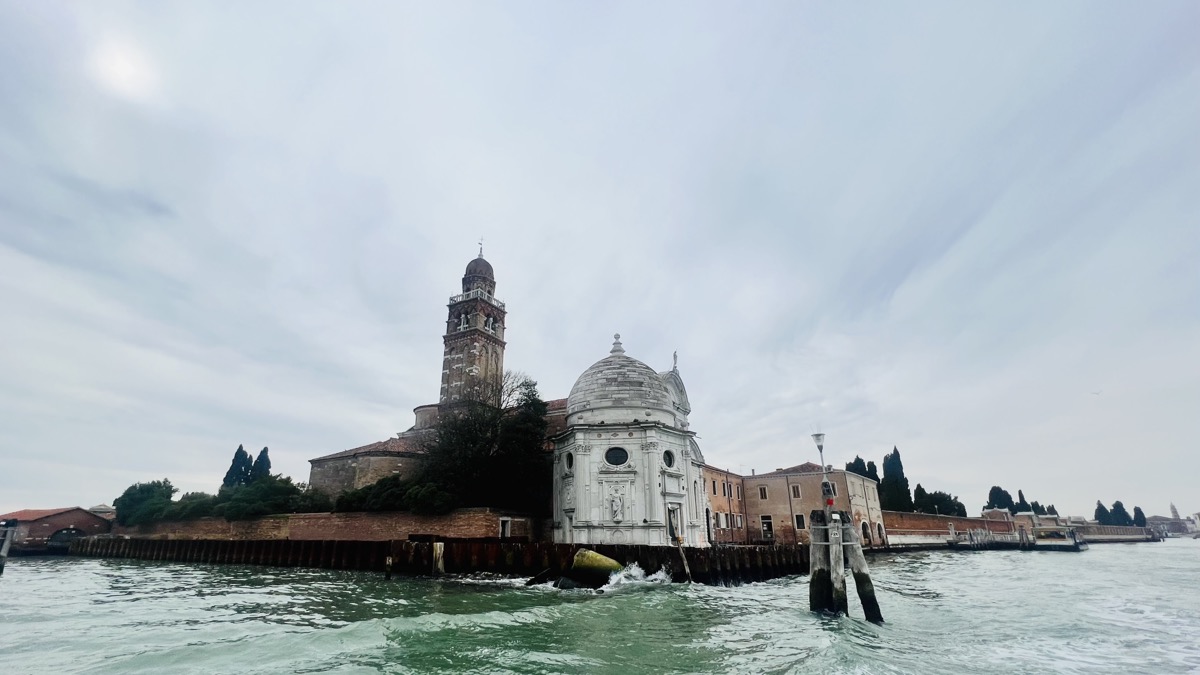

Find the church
[[309, 253, 882, 548]]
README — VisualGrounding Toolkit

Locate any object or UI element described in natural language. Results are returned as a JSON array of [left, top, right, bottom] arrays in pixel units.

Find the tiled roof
[[546, 398, 568, 411], [309, 434, 428, 463], [758, 462, 825, 476], [0, 507, 80, 521]]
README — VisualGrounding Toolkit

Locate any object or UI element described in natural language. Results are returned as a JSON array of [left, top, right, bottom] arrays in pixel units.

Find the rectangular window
[[712, 480, 717, 495], [758, 486, 768, 500], [499, 518, 512, 539], [736, 485, 742, 500], [721, 482, 727, 497], [761, 515, 773, 538], [795, 514, 805, 530], [722, 513, 730, 529], [791, 484, 801, 499], [735, 514, 743, 528]]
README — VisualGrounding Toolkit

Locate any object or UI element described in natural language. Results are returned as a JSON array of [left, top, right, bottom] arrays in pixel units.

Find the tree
[[220, 476, 331, 521], [865, 461, 880, 483], [913, 484, 929, 512], [986, 486, 1015, 512], [1015, 490, 1032, 513], [250, 447, 272, 483], [845, 456, 869, 478], [1047, 504, 1058, 516], [1094, 500, 1112, 525], [1133, 506, 1147, 528], [222, 445, 254, 488], [161, 492, 218, 521], [342, 371, 552, 517], [878, 447, 914, 511], [1030, 501, 1047, 516], [914, 484, 968, 517], [114, 479, 177, 526], [1110, 501, 1133, 527], [1170, 503, 1180, 520]]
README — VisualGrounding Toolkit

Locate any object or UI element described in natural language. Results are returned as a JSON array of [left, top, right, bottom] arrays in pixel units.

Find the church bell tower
[[440, 251, 506, 405]]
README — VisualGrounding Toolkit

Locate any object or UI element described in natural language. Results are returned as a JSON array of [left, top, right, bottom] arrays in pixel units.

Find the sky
[[1, 2, 1197, 519]]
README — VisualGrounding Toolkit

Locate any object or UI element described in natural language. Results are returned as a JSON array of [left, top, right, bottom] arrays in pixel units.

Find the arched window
[[862, 521, 872, 544], [877, 523, 886, 545], [459, 313, 468, 329]]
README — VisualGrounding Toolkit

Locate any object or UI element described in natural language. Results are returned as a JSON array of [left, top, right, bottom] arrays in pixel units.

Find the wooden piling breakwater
[[68, 537, 808, 586]]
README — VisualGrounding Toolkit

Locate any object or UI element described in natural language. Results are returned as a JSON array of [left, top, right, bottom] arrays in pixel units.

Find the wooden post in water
[[841, 519, 883, 624], [432, 542, 445, 575], [0, 520, 15, 575], [675, 541, 694, 583], [828, 513, 848, 615], [808, 509, 834, 612]]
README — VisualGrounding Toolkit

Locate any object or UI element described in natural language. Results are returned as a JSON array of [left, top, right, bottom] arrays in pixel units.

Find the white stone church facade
[[552, 335, 709, 547]]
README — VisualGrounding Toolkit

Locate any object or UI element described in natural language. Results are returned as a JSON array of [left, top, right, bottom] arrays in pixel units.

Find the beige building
[[703, 461, 886, 547]]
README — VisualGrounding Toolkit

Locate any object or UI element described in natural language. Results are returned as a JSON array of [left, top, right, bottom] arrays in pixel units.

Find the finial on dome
[[478, 237, 484, 258], [611, 333, 624, 355], [673, 350, 678, 371]]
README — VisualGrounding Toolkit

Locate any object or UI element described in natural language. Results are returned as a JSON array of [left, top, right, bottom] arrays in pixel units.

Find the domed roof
[[567, 335, 673, 422], [464, 255, 494, 279]]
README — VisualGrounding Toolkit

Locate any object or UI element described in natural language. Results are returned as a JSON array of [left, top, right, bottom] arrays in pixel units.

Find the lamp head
[[811, 433, 825, 452]]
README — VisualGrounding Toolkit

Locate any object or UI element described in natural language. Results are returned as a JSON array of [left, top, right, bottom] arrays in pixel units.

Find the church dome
[[464, 255, 494, 279], [567, 335, 674, 426]]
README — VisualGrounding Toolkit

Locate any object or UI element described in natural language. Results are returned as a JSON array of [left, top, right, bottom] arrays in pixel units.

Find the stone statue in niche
[[563, 479, 575, 508], [609, 494, 624, 522]]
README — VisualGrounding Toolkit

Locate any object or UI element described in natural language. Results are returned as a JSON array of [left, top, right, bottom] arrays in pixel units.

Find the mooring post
[[385, 555, 393, 580], [828, 513, 848, 615], [675, 541, 694, 583], [0, 520, 15, 575], [808, 509, 833, 613], [842, 518, 883, 624], [432, 542, 445, 575]]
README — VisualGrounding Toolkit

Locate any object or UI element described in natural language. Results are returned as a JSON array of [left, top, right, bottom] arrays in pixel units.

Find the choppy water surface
[[2, 540, 1198, 674]]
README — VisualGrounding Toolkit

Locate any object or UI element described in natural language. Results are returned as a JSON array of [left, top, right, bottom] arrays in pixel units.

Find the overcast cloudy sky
[[2, 2, 1197, 518]]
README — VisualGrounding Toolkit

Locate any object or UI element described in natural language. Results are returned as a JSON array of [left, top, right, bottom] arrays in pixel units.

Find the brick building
[[704, 463, 886, 547], [0, 507, 111, 553]]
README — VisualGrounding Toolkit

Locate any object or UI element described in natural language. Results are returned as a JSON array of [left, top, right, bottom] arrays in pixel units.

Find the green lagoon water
[[2, 540, 1198, 674]]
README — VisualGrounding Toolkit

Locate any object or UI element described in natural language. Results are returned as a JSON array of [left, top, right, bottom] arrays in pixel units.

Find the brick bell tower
[[439, 249, 506, 405]]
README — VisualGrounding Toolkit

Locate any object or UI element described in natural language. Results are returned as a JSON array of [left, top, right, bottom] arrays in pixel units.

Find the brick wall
[[882, 510, 1015, 535], [113, 508, 524, 541], [1077, 524, 1153, 540]]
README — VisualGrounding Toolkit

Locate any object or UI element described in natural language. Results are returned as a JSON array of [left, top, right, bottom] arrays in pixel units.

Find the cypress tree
[[251, 447, 272, 482], [1133, 506, 1147, 527], [1110, 501, 1133, 527], [1094, 500, 1112, 525], [878, 447, 914, 511], [913, 484, 929, 512], [1015, 490, 1032, 514], [845, 456, 869, 478], [222, 445, 254, 488], [1047, 504, 1058, 516], [866, 461, 880, 483], [986, 486, 1015, 512]]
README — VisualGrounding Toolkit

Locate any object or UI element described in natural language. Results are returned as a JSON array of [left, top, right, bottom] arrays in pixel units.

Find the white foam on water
[[601, 563, 673, 591]]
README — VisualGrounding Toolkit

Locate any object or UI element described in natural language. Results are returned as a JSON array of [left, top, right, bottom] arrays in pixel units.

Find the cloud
[[1, 2, 1197, 518]]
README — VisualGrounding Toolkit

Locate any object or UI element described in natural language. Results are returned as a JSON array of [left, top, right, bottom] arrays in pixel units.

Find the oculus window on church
[[604, 447, 628, 466]]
